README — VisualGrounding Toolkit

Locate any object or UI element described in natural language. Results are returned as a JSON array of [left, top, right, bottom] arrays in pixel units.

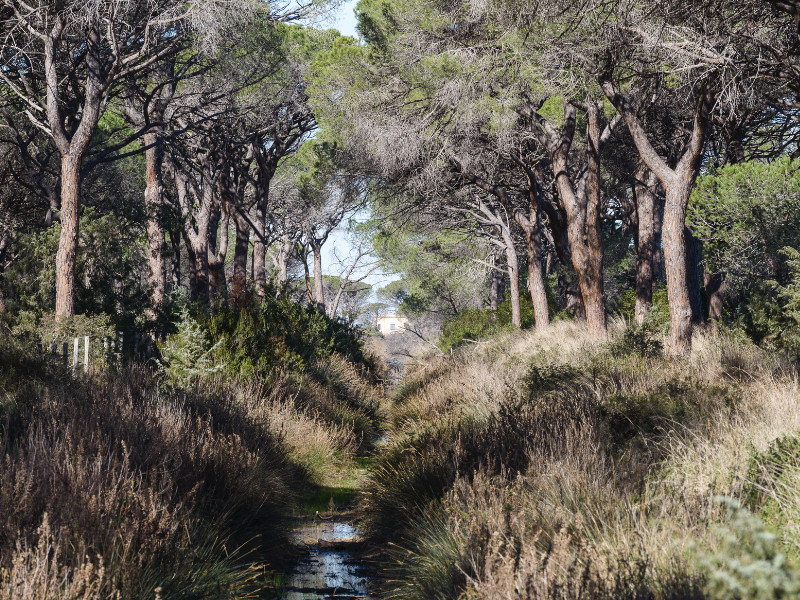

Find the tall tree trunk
[[510, 156, 550, 331], [517, 97, 616, 338], [232, 211, 250, 292], [48, 21, 105, 318], [170, 230, 181, 290], [143, 133, 166, 321], [685, 227, 704, 325], [194, 239, 210, 303], [185, 233, 198, 297], [522, 225, 549, 331], [490, 254, 505, 311], [633, 167, 657, 325], [545, 104, 604, 335], [451, 166, 527, 329], [54, 156, 80, 317], [583, 97, 607, 336], [312, 241, 325, 312], [300, 248, 313, 304], [704, 271, 726, 321], [208, 207, 229, 302], [599, 77, 712, 354], [252, 204, 267, 293], [663, 186, 694, 353], [653, 190, 665, 288], [505, 241, 521, 328], [277, 234, 291, 283]]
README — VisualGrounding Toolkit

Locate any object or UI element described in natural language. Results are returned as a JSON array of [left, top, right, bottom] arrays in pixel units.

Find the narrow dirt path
[[282, 517, 373, 599]]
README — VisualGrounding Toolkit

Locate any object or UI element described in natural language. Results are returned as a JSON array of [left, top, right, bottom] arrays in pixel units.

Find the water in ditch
[[281, 521, 373, 599]]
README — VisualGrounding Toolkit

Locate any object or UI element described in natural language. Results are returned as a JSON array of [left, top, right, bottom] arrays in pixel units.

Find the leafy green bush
[[11, 311, 117, 367], [615, 283, 671, 333], [3, 209, 148, 324], [157, 307, 224, 386], [438, 295, 539, 353], [206, 288, 370, 380], [738, 247, 800, 360], [696, 497, 800, 600]]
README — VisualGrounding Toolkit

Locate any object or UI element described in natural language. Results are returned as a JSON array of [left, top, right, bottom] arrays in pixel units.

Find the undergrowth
[[363, 320, 800, 600], [0, 298, 387, 600]]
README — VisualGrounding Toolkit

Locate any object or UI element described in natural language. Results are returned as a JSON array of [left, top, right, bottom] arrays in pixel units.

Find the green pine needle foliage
[[206, 288, 371, 381], [696, 497, 800, 600], [157, 307, 224, 386]]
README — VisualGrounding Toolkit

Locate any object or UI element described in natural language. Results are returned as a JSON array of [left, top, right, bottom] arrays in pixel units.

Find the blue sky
[[333, 0, 360, 39]]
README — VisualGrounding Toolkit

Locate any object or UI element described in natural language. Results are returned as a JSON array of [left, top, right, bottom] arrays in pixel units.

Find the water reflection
[[282, 521, 372, 599]]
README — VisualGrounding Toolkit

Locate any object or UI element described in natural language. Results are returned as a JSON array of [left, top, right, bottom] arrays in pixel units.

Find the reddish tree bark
[[517, 96, 620, 338], [599, 77, 713, 354], [55, 156, 82, 317], [631, 166, 658, 325], [50, 22, 108, 317], [142, 132, 166, 320]]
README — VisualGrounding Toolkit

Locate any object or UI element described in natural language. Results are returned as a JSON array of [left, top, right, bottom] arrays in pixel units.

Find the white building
[[374, 314, 409, 335]]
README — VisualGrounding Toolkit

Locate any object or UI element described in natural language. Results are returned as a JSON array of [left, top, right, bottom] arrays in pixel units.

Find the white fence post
[[72, 338, 79, 376], [84, 336, 89, 373]]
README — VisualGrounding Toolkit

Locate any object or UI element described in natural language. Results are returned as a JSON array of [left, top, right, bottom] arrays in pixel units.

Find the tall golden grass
[[364, 320, 800, 599], [0, 334, 385, 599]]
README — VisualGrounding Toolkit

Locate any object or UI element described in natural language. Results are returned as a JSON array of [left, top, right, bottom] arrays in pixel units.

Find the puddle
[[282, 521, 372, 599]]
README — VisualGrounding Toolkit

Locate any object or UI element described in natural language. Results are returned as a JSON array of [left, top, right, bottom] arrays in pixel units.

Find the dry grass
[[0, 333, 385, 599], [364, 320, 800, 599]]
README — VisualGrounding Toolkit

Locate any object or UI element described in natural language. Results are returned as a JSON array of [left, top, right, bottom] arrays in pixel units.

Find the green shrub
[[696, 497, 800, 600], [737, 247, 800, 360], [3, 209, 148, 326], [615, 283, 670, 333], [11, 311, 117, 367], [607, 319, 664, 358], [157, 307, 224, 386], [206, 288, 370, 380], [438, 295, 539, 353]]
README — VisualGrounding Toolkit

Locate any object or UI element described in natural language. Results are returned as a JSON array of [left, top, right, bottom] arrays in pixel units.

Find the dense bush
[[615, 283, 671, 332], [4, 209, 149, 330], [738, 248, 800, 361], [204, 288, 371, 380], [696, 498, 800, 600], [437, 294, 540, 353]]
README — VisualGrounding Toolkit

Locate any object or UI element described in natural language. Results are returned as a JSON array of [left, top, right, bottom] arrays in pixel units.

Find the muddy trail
[[276, 370, 402, 598], [282, 516, 374, 599]]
